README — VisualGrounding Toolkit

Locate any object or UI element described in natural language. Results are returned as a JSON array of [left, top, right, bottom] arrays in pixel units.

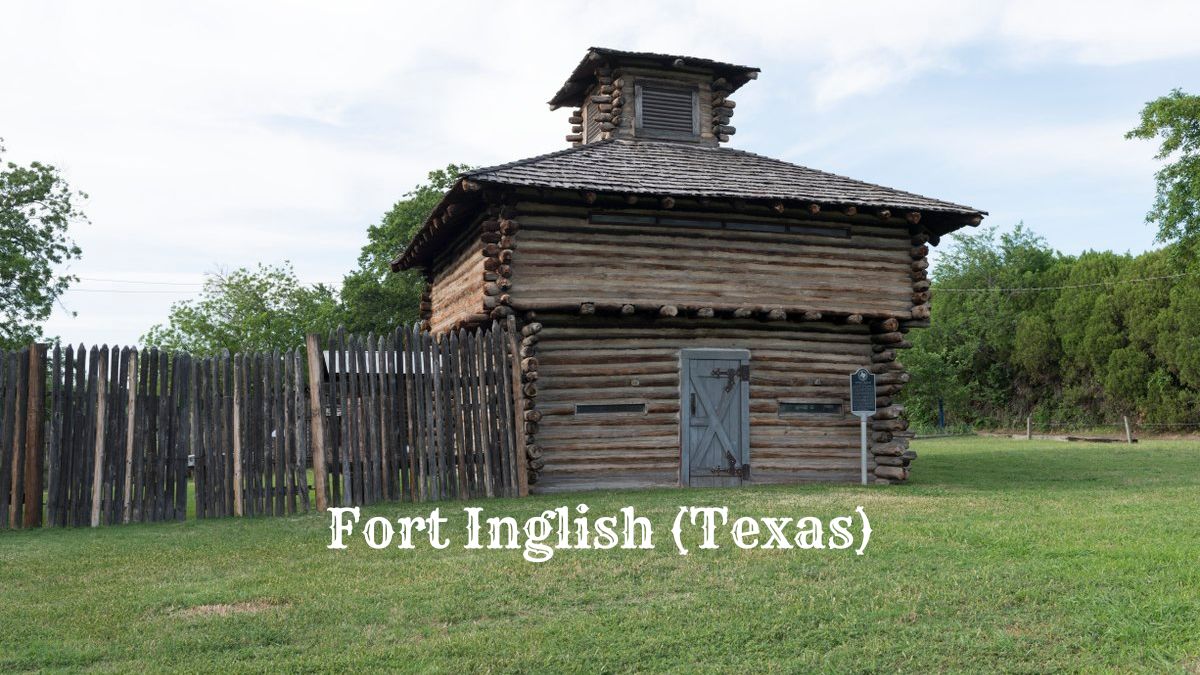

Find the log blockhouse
[[392, 48, 985, 491]]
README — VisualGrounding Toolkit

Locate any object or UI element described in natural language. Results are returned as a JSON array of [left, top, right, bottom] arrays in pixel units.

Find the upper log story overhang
[[390, 180, 985, 273]]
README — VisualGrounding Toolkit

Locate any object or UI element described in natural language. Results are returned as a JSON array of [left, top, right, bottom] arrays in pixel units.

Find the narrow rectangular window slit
[[587, 213, 852, 240], [779, 401, 842, 416], [788, 224, 850, 238], [726, 221, 787, 233], [589, 213, 658, 225], [658, 217, 722, 229], [575, 403, 647, 415]]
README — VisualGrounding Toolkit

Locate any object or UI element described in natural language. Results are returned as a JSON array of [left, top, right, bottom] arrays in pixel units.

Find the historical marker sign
[[850, 368, 876, 415], [850, 367, 876, 486]]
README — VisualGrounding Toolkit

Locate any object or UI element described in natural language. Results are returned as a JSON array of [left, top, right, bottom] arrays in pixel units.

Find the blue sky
[[769, 55, 1196, 256], [2, 0, 1198, 345]]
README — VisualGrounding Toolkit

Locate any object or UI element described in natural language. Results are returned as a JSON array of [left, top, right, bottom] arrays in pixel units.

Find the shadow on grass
[[910, 438, 1198, 493]]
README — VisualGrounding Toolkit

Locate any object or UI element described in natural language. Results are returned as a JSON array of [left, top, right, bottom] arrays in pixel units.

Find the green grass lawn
[[2, 437, 1199, 673]]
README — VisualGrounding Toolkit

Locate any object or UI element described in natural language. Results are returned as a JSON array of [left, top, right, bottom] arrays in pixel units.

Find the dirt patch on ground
[[174, 600, 279, 618]]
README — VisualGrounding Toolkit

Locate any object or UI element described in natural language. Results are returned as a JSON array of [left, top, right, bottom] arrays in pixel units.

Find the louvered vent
[[638, 85, 697, 136], [584, 99, 603, 142]]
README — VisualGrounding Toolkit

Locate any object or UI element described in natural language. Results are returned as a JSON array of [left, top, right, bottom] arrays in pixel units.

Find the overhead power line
[[77, 276, 203, 286], [63, 288, 199, 294], [934, 271, 1200, 293], [62, 276, 345, 295]]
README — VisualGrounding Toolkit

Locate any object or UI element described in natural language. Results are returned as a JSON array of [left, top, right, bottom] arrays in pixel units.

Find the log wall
[[509, 206, 915, 319], [429, 227, 486, 334], [423, 203, 924, 490], [528, 315, 884, 492]]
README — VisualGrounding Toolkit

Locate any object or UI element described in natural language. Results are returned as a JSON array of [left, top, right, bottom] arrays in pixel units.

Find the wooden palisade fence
[[313, 320, 524, 509], [0, 320, 523, 530], [0, 345, 46, 529]]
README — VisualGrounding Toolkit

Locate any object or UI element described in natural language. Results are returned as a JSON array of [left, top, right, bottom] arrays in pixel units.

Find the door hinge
[[712, 364, 751, 392]]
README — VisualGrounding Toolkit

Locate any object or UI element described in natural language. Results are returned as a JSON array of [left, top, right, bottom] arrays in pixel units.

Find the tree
[[901, 224, 1065, 428], [1012, 313, 1057, 383], [0, 139, 86, 349], [142, 262, 340, 355], [900, 221, 1200, 430], [1126, 89, 1200, 249], [338, 164, 470, 334]]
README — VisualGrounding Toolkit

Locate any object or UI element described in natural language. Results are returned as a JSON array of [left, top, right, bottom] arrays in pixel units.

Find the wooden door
[[680, 349, 750, 487]]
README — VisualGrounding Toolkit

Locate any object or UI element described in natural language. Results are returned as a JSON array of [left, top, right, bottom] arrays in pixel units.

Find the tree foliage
[[1126, 88, 1200, 250], [141, 263, 340, 355], [0, 140, 86, 349], [901, 225, 1200, 429], [338, 164, 470, 334]]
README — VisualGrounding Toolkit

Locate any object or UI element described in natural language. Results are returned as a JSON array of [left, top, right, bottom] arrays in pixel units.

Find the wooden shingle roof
[[547, 47, 760, 110], [465, 140, 982, 215], [393, 140, 985, 270]]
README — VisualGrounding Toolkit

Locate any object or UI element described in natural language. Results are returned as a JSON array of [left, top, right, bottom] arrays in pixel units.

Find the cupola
[[548, 48, 760, 147]]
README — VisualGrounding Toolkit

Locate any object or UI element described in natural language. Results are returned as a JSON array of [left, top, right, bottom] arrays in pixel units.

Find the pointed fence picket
[[0, 320, 521, 530], [307, 320, 520, 508]]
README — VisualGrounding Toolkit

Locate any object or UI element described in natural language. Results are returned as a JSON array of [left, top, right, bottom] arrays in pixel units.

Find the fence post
[[1123, 416, 1133, 444], [305, 335, 329, 511], [22, 344, 46, 528], [90, 349, 108, 527], [232, 356, 243, 517], [7, 348, 29, 529], [1026, 415, 1032, 440], [506, 316, 529, 497], [122, 350, 138, 523]]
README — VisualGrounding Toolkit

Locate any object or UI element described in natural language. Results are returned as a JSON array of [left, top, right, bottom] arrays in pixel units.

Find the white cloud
[[1, 0, 1195, 344], [998, 0, 1200, 66], [907, 120, 1158, 181]]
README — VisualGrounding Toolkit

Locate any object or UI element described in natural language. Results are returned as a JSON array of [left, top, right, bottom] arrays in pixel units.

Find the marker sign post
[[850, 368, 877, 485]]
